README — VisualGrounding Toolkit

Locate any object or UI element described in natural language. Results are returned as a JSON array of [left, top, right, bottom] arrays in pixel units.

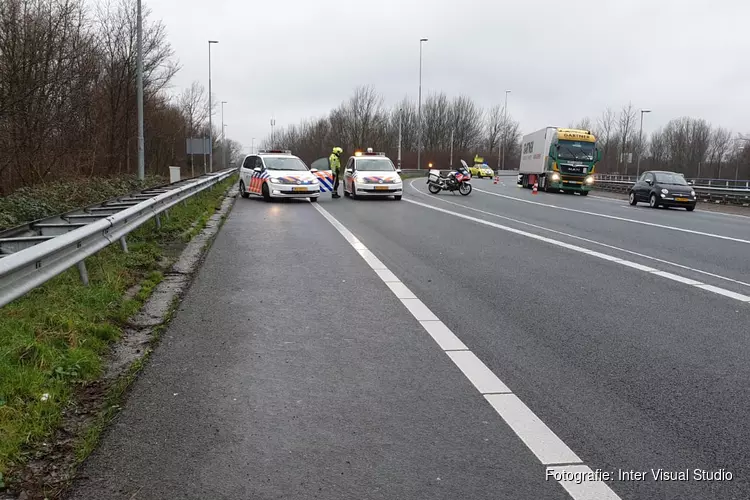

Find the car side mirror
[[346, 168, 353, 173], [396, 168, 402, 174], [596, 149, 602, 162], [688, 180, 694, 186], [646, 179, 653, 185], [253, 167, 261, 172], [310, 168, 318, 173]]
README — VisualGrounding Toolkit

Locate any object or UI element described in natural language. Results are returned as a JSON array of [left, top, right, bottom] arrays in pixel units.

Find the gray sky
[[148, 0, 750, 153]]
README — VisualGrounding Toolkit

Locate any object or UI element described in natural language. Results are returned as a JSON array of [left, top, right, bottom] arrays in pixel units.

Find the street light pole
[[397, 108, 402, 170], [636, 109, 651, 178], [500, 90, 511, 171], [251, 137, 255, 154], [450, 129, 454, 166], [417, 38, 428, 170], [136, 0, 145, 180], [270, 118, 276, 146], [208, 40, 218, 172], [736, 137, 750, 182], [221, 101, 227, 169]]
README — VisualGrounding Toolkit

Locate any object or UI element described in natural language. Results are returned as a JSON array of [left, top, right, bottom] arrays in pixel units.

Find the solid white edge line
[[547, 465, 623, 500], [403, 189, 750, 305], [310, 202, 625, 500], [409, 179, 750, 289], [446, 351, 512, 394], [695, 284, 750, 302], [385, 281, 417, 299], [472, 186, 750, 245], [419, 321, 468, 350], [485, 394, 582, 466]]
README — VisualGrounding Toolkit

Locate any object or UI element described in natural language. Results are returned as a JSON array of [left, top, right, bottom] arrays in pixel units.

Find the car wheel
[[686, 205, 695, 212], [239, 181, 249, 198], [394, 195, 402, 201], [343, 189, 350, 197], [649, 193, 659, 208], [351, 184, 357, 199], [628, 191, 637, 205], [262, 182, 271, 201]]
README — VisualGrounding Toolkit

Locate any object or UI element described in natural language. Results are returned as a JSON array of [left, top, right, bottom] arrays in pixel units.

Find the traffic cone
[[493, 175, 499, 184], [532, 182, 538, 194]]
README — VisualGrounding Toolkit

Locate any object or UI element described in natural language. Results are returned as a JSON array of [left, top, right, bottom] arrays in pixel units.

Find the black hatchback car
[[628, 171, 697, 211]]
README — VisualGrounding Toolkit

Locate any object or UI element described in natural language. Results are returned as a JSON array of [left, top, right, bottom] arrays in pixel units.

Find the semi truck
[[517, 127, 601, 196]]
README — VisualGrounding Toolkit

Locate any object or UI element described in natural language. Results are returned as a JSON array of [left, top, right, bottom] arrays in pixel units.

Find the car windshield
[[356, 158, 395, 171], [654, 173, 689, 185], [557, 140, 596, 161], [264, 157, 308, 171]]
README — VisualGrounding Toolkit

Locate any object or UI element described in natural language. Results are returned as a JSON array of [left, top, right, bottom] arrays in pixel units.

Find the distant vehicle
[[238, 150, 320, 202], [343, 148, 403, 200], [468, 155, 494, 179], [628, 171, 697, 211], [427, 159, 472, 196], [517, 127, 601, 196]]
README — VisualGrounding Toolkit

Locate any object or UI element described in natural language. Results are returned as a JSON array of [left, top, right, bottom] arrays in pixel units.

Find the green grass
[[0, 174, 236, 477]]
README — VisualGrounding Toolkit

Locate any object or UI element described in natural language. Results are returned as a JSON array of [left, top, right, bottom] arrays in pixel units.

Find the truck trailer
[[517, 127, 601, 195]]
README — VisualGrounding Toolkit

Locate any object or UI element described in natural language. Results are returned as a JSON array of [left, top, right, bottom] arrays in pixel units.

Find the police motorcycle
[[426, 159, 473, 195]]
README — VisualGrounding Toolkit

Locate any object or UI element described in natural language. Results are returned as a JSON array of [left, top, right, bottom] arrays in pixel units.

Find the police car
[[238, 150, 320, 202], [343, 148, 403, 200]]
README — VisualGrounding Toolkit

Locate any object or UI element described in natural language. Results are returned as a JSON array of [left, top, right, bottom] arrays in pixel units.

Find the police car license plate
[[675, 197, 689, 202], [374, 186, 389, 190], [292, 187, 307, 192]]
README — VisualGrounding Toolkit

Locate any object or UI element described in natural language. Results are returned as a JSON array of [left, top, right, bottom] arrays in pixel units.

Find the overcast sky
[[145, 0, 750, 153]]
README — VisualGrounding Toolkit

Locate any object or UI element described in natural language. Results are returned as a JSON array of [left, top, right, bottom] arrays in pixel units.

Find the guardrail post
[[164, 208, 170, 220], [155, 214, 161, 230], [120, 237, 129, 253], [77, 260, 89, 286]]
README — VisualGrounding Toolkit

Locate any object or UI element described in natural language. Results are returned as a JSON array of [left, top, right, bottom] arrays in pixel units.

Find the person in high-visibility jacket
[[329, 146, 343, 198]]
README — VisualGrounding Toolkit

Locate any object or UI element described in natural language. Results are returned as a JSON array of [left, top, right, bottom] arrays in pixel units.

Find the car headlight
[[585, 175, 594, 184], [661, 188, 669, 194], [270, 177, 281, 183], [691, 190, 696, 197], [551, 173, 560, 181]]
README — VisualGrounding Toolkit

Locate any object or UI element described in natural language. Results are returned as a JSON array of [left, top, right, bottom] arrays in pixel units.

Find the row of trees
[[265, 88, 750, 180], [571, 104, 750, 179], [262, 85, 523, 170], [0, 0, 240, 195]]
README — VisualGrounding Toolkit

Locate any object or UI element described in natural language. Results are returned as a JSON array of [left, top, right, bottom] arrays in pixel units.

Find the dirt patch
[[0, 184, 239, 500]]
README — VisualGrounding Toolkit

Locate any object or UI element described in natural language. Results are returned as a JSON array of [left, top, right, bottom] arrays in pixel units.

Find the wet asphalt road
[[67, 175, 750, 500]]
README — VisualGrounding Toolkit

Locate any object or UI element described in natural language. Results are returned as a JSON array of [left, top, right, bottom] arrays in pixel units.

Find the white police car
[[238, 150, 320, 202], [343, 148, 403, 200]]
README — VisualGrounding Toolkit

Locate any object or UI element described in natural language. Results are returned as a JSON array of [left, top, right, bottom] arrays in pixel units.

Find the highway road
[[67, 175, 750, 500]]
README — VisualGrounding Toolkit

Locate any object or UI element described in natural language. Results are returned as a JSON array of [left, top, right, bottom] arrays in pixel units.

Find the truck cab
[[518, 128, 602, 195]]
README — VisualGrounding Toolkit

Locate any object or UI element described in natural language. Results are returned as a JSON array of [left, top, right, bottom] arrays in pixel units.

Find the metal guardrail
[[0, 168, 236, 308], [593, 174, 750, 205]]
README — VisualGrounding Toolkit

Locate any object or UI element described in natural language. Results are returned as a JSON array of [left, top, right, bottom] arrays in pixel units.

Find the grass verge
[[0, 174, 237, 485], [0, 175, 168, 231]]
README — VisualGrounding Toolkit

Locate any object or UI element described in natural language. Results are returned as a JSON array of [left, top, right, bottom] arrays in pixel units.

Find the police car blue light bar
[[259, 149, 292, 154]]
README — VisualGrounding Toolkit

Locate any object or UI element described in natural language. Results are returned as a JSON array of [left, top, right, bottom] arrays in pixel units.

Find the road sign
[[186, 138, 210, 155]]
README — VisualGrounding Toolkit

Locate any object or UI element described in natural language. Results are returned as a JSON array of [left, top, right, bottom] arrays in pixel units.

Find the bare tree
[[707, 127, 732, 178], [421, 92, 452, 152], [450, 96, 484, 152], [485, 104, 503, 155], [616, 103, 637, 174], [179, 81, 208, 137]]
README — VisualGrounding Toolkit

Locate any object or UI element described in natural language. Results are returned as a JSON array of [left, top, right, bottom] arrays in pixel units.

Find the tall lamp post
[[735, 136, 750, 181], [636, 109, 651, 177], [136, 0, 144, 180], [417, 37, 428, 170], [499, 90, 511, 171], [221, 101, 227, 168], [208, 40, 218, 172], [397, 108, 402, 170]]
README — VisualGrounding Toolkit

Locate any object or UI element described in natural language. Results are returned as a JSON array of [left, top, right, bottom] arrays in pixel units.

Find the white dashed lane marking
[[311, 202, 623, 500]]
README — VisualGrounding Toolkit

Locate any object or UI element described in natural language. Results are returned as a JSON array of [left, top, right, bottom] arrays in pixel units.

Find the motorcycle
[[426, 159, 472, 195]]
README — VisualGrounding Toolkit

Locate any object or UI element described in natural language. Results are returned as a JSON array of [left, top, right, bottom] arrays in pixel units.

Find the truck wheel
[[580, 191, 588, 196]]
